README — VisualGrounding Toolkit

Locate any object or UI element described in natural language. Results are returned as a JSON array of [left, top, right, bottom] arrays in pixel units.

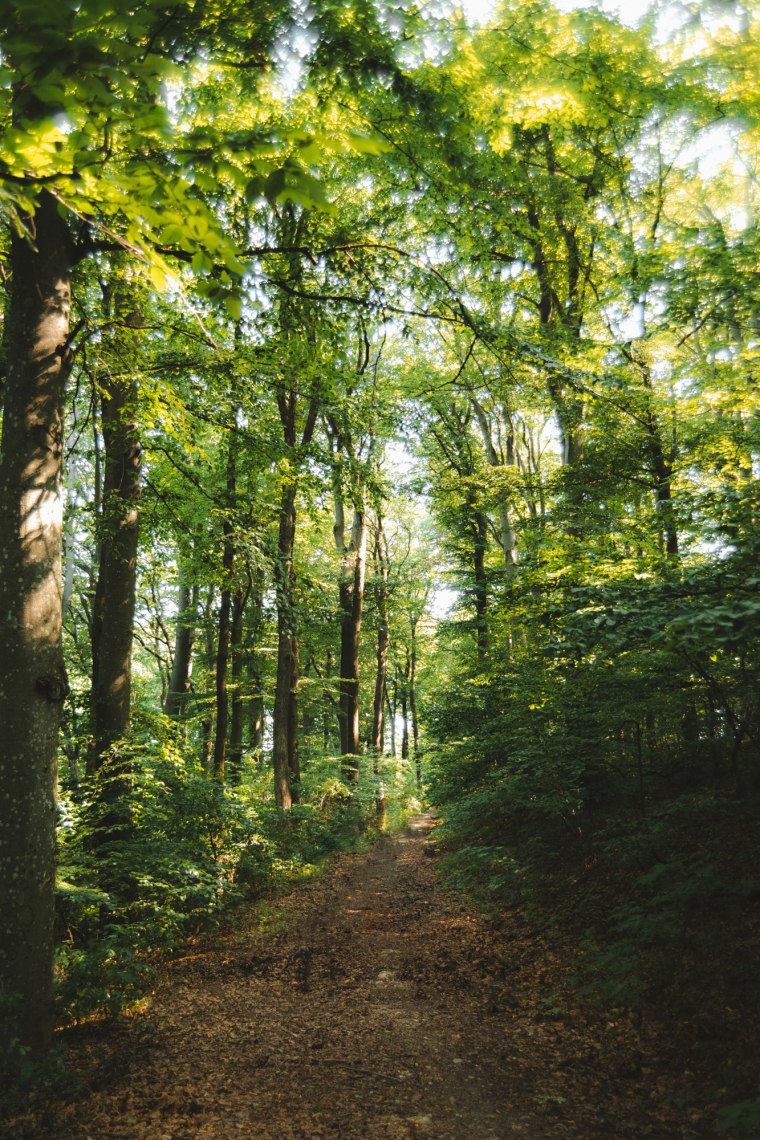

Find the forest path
[[14, 815, 673, 1138]]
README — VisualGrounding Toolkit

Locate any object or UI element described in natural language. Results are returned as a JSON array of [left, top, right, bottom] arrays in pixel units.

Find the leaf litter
[[6, 814, 716, 1137]]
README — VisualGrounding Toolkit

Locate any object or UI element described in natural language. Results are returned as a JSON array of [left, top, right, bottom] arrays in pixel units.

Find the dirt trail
[[10, 815, 680, 1138]]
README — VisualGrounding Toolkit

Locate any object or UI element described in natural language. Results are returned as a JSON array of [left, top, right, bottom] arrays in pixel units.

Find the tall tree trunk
[[625, 347, 679, 560], [336, 506, 367, 780], [165, 575, 197, 719], [401, 676, 410, 762], [246, 576, 265, 762], [272, 484, 297, 809], [249, 689, 265, 761], [288, 633, 301, 801], [212, 442, 236, 781], [89, 281, 141, 775], [0, 190, 72, 1052], [387, 684, 397, 759], [200, 584, 216, 771], [470, 397, 518, 581], [409, 617, 421, 789], [228, 581, 249, 785], [372, 521, 390, 826], [471, 502, 489, 658]]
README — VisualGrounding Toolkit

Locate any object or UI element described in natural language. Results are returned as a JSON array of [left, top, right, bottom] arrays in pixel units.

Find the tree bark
[[165, 576, 197, 719], [272, 483, 298, 809], [228, 580, 249, 785], [288, 632, 301, 801], [246, 577, 265, 762], [271, 381, 319, 808], [470, 396, 518, 581], [371, 520, 390, 826], [0, 190, 72, 1051], [471, 500, 489, 658], [409, 617, 420, 789], [212, 442, 236, 781], [200, 584, 216, 771], [89, 280, 141, 775], [387, 684, 397, 759], [336, 505, 367, 780]]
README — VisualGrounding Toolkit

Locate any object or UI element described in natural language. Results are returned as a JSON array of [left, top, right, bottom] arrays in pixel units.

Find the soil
[[7, 814, 705, 1138]]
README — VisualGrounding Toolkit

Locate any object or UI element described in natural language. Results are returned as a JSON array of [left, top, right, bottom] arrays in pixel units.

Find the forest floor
[[7, 814, 714, 1139]]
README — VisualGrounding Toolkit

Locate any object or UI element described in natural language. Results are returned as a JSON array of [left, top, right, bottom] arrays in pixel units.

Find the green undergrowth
[[49, 720, 418, 1038], [430, 778, 760, 1135]]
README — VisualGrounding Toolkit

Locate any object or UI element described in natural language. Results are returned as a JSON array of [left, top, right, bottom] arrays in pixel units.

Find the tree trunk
[[272, 484, 297, 809], [631, 348, 679, 560], [471, 502, 489, 658], [200, 584, 216, 771], [372, 521, 390, 826], [401, 685, 410, 761], [337, 507, 367, 780], [387, 684, 397, 759], [165, 575, 197, 719], [212, 443, 236, 781], [246, 578, 265, 762], [0, 190, 72, 1052], [410, 617, 421, 789], [288, 632, 301, 801], [228, 582, 248, 785], [470, 397, 518, 581], [89, 280, 141, 776]]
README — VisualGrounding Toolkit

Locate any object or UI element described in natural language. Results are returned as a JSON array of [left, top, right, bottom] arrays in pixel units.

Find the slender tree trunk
[[212, 444, 236, 781], [630, 349, 679, 560], [212, 576, 232, 780], [89, 282, 142, 775], [288, 633, 301, 801], [323, 648, 335, 751], [246, 578, 265, 762], [336, 507, 367, 780], [228, 582, 248, 785], [401, 688, 410, 761], [272, 484, 297, 809], [387, 685, 397, 759], [0, 190, 72, 1052], [200, 584, 216, 771], [410, 618, 421, 789], [372, 521, 390, 826], [471, 503, 489, 657], [165, 575, 197, 719], [470, 397, 518, 580], [249, 690, 265, 760]]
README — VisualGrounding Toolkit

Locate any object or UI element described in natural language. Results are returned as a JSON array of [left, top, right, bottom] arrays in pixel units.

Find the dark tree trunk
[[165, 575, 197, 719], [410, 618, 420, 789], [212, 443, 236, 781], [249, 691, 265, 760], [387, 685, 397, 759], [272, 484, 297, 810], [470, 397, 518, 581], [228, 582, 248, 785], [89, 281, 141, 777], [246, 579, 265, 762], [629, 348, 679, 560], [200, 584, 216, 770], [0, 190, 72, 1051], [335, 504, 367, 781], [401, 684, 410, 761], [271, 383, 319, 808], [472, 504, 489, 658], [288, 633, 301, 802], [372, 522, 390, 825]]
